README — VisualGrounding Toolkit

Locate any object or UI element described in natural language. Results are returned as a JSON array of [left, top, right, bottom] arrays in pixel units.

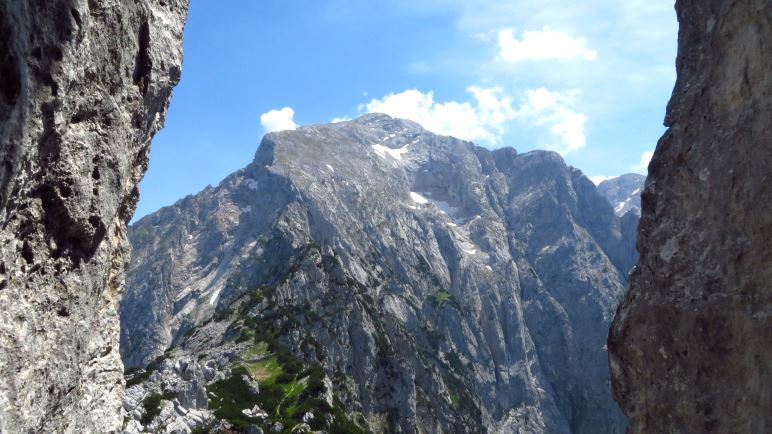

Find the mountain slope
[[597, 174, 645, 217], [121, 114, 631, 433]]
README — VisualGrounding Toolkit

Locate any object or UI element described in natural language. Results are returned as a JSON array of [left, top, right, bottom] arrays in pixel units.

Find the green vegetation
[[242, 354, 282, 382], [205, 274, 368, 433], [140, 390, 175, 425], [206, 366, 262, 428], [429, 290, 453, 304], [428, 290, 462, 310], [448, 390, 461, 410], [125, 355, 166, 388]]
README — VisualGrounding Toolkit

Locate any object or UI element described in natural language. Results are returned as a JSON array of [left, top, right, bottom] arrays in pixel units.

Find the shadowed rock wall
[[609, 1, 771, 432]]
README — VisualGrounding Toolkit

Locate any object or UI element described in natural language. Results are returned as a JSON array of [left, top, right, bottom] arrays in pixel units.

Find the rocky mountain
[[597, 174, 645, 217], [120, 114, 634, 433], [609, 1, 771, 433], [0, 1, 187, 432]]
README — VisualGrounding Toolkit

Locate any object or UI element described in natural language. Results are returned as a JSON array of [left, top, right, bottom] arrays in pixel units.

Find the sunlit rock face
[[122, 114, 633, 433], [0, 1, 187, 432], [597, 174, 645, 217], [609, 1, 772, 433]]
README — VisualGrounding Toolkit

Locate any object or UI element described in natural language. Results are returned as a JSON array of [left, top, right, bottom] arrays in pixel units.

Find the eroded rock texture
[[608, 1, 771, 433], [0, 1, 187, 432]]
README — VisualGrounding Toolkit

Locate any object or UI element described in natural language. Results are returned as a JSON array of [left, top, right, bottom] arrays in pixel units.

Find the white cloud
[[589, 175, 614, 185], [517, 87, 587, 153], [362, 88, 508, 144], [362, 86, 586, 153], [633, 150, 654, 172], [260, 107, 298, 132], [497, 26, 598, 63]]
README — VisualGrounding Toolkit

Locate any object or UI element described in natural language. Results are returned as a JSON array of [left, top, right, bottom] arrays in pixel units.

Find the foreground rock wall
[[609, 1, 771, 432], [0, 1, 187, 432]]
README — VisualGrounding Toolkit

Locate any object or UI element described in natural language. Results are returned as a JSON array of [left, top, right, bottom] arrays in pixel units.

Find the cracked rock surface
[[0, 1, 187, 432], [609, 1, 772, 433]]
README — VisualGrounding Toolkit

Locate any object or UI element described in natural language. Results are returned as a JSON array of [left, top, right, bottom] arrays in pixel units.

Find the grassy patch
[[449, 390, 461, 410], [430, 290, 453, 304], [205, 249, 372, 432], [240, 341, 269, 360], [242, 355, 282, 384], [428, 290, 461, 310]]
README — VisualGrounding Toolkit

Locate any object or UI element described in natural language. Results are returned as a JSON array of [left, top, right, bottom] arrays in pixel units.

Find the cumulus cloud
[[497, 26, 598, 63], [633, 150, 654, 172], [362, 88, 507, 144], [260, 107, 298, 132], [362, 86, 587, 153], [589, 175, 614, 185], [518, 87, 588, 153]]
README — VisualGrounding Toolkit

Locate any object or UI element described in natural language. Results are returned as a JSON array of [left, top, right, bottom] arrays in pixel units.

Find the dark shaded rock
[[0, 1, 188, 431], [608, 1, 771, 433]]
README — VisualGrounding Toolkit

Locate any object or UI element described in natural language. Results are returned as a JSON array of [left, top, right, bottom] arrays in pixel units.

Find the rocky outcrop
[[608, 1, 771, 433], [0, 1, 187, 432], [597, 174, 645, 217], [121, 114, 632, 433]]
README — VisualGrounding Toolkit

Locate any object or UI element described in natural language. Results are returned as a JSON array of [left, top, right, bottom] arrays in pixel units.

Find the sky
[[134, 0, 678, 221]]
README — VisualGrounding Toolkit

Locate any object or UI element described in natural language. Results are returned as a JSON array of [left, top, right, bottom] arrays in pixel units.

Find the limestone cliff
[[121, 114, 630, 433], [608, 1, 771, 432], [0, 1, 187, 432]]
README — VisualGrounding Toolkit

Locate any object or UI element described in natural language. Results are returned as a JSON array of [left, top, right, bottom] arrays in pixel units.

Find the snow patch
[[209, 288, 223, 306], [372, 144, 409, 161], [410, 192, 429, 204], [326, 164, 335, 172], [485, 265, 493, 271], [241, 205, 252, 213], [462, 248, 477, 255]]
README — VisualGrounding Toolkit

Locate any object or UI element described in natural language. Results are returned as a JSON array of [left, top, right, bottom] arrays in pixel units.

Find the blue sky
[[134, 0, 677, 221]]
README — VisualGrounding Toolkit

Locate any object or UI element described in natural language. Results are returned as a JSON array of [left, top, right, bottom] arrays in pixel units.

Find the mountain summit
[[597, 174, 645, 217], [121, 114, 633, 433]]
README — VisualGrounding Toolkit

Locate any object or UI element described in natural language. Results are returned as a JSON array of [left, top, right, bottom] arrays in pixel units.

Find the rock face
[[608, 1, 771, 433], [122, 114, 633, 433], [0, 1, 187, 432], [597, 174, 645, 217]]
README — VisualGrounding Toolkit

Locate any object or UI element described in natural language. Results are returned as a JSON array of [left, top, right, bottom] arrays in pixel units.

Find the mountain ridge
[[121, 114, 632, 433]]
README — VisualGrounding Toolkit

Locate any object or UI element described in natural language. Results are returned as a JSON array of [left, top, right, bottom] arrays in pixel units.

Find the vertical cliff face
[[0, 1, 187, 432], [609, 1, 771, 433]]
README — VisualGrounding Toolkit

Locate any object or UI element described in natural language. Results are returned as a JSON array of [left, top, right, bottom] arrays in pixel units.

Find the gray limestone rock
[[0, 1, 188, 432], [608, 1, 772, 433], [597, 174, 645, 217], [122, 114, 633, 433]]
